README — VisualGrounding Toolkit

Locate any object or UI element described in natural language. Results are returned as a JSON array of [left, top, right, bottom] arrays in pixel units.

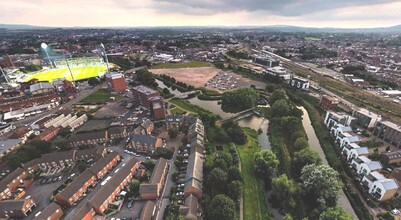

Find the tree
[[227, 180, 242, 201], [221, 88, 259, 110], [162, 88, 171, 95], [30, 139, 52, 154], [168, 127, 178, 139], [320, 207, 353, 220], [270, 89, 286, 104], [300, 164, 343, 209], [270, 99, 290, 118], [207, 194, 237, 220], [208, 168, 228, 195], [271, 174, 297, 211], [254, 150, 279, 180], [136, 69, 157, 87], [227, 166, 242, 182], [77, 161, 87, 172], [293, 137, 309, 152], [293, 148, 322, 178], [128, 180, 140, 197], [152, 148, 173, 159]]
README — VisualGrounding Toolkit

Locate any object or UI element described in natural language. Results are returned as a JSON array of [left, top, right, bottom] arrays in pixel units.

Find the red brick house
[[89, 158, 140, 214], [88, 152, 121, 179], [108, 127, 128, 140], [129, 134, 163, 154], [55, 170, 97, 206], [0, 198, 36, 218], [140, 158, 169, 200], [34, 202, 63, 220], [36, 126, 61, 141], [68, 131, 108, 148], [0, 168, 28, 201], [72, 204, 95, 220]]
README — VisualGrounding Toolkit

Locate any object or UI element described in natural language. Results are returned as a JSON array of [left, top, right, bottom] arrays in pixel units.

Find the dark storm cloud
[[150, 0, 399, 16]]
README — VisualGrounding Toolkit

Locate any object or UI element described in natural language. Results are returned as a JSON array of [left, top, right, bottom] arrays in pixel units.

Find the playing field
[[24, 65, 107, 82], [150, 67, 221, 87]]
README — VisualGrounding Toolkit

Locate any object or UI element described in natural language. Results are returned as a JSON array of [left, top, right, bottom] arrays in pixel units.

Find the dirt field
[[150, 67, 221, 88]]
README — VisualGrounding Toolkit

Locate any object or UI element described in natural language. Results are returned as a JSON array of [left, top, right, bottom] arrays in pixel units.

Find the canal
[[299, 107, 359, 219]]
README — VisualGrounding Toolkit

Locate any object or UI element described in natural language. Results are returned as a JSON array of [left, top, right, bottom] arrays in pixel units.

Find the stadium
[[23, 57, 108, 82]]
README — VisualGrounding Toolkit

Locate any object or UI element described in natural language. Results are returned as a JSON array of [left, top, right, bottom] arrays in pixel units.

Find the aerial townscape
[[1, 1, 401, 220]]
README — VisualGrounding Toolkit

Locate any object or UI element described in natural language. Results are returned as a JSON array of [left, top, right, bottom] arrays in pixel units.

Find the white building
[[324, 111, 355, 129], [348, 147, 369, 162], [353, 108, 382, 129], [289, 76, 310, 90], [361, 171, 385, 189], [264, 66, 291, 81], [368, 178, 399, 201]]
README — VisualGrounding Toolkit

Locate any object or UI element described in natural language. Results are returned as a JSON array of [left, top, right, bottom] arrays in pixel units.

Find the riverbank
[[299, 107, 359, 219], [298, 96, 373, 220]]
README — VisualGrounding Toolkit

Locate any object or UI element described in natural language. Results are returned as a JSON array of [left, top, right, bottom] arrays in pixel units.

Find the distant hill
[[0, 23, 401, 33], [255, 25, 401, 33], [0, 24, 51, 30]]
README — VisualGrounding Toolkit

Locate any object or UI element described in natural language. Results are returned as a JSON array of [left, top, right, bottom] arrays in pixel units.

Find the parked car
[[127, 200, 134, 208], [176, 192, 184, 196], [177, 200, 184, 204], [391, 209, 400, 215]]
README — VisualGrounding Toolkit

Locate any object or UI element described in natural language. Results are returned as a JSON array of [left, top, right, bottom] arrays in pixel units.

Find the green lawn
[[170, 107, 187, 115], [151, 61, 211, 69], [81, 89, 116, 104], [169, 98, 197, 114], [24, 65, 107, 82], [237, 128, 270, 220]]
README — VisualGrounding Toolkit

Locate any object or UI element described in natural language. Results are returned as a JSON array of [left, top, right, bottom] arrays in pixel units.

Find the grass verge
[[237, 128, 270, 220], [81, 89, 119, 104]]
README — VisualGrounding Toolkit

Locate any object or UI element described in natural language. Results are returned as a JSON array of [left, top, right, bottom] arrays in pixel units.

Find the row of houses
[[139, 158, 169, 200], [0, 146, 106, 201], [68, 126, 127, 148], [181, 117, 205, 219], [325, 111, 399, 201], [55, 152, 121, 206], [72, 157, 140, 219], [0, 197, 37, 219]]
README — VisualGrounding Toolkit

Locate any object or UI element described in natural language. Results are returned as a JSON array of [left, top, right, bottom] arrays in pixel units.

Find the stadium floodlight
[[41, 43, 54, 68], [65, 58, 76, 88], [100, 43, 110, 72], [0, 66, 10, 83]]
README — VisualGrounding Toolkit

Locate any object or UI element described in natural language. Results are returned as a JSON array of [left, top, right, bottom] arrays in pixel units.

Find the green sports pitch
[[24, 65, 108, 82]]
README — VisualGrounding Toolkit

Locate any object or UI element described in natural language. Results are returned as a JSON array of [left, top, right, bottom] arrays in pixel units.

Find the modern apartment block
[[374, 121, 401, 147], [105, 72, 127, 93], [132, 85, 165, 120], [353, 108, 382, 129]]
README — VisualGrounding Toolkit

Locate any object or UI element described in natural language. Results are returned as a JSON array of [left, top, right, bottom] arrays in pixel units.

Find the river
[[299, 107, 359, 220]]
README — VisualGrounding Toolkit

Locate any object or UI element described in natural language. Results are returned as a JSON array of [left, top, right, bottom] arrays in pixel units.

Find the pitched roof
[[184, 194, 199, 219], [40, 150, 75, 164], [0, 199, 32, 212], [149, 158, 168, 184], [139, 184, 158, 194], [384, 150, 401, 161], [367, 161, 383, 171], [0, 167, 25, 193], [72, 204, 93, 220], [89, 157, 139, 208], [391, 168, 401, 182], [57, 169, 94, 199], [354, 147, 369, 155], [34, 202, 62, 220], [89, 152, 119, 175], [131, 134, 157, 146], [139, 201, 156, 220], [186, 152, 203, 182], [68, 131, 107, 143], [378, 178, 399, 190], [108, 126, 126, 135], [141, 120, 153, 130]]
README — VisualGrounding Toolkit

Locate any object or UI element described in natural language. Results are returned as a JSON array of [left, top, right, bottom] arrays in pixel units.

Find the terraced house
[[89, 157, 140, 214]]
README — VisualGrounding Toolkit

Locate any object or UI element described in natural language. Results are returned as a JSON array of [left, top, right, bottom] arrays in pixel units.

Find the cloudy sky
[[1, 0, 401, 28]]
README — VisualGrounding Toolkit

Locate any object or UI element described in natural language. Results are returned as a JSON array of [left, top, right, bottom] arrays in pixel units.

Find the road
[[155, 145, 178, 220], [13, 84, 104, 127]]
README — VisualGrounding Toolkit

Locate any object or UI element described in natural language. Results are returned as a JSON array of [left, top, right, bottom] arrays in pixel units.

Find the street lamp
[[41, 43, 54, 68], [100, 43, 110, 72]]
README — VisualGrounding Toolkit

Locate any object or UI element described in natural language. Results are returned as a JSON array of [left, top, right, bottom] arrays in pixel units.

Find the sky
[[1, 0, 401, 28]]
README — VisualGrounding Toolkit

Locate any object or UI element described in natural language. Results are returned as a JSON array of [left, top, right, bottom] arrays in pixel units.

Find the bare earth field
[[150, 67, 221, 88]]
